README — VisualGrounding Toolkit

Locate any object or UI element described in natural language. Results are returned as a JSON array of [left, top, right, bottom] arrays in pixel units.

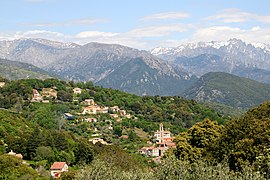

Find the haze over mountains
[[1, 38, 270, 108]]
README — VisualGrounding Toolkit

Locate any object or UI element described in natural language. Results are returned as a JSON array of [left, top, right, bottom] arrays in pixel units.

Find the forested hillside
[[0, 77, 269, 179], [184, 72, 270, 108], [0, 58, 53, 80]]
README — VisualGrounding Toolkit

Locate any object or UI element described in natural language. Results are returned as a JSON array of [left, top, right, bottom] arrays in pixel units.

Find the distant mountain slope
[[0, 39, 197, 95], [43, 42, 197, 95], [173, 54, 270, 83], [184, 72, 270, 108], [0, 58, 53, 80], [96, 57, 197, 96], [45, 42, 153, 82], [151, 39, 270, 84], [0, 39, 80, 67]]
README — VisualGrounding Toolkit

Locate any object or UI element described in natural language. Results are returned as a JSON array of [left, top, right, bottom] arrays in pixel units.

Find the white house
[[85, 99, 95, 106], [73, 88, 82, 94], [50, 162, 68, 178], [109, 106, 120, 112], [0, 82, 5, 88], [31, 89, 43, 102], [89, 138, 108, 145]]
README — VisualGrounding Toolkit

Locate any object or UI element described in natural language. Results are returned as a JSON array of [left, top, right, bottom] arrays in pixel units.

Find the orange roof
[[50, 162, 67, 170]]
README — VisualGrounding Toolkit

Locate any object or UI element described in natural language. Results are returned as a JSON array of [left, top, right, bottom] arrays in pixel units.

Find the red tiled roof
[[50, 162, 66, 170]]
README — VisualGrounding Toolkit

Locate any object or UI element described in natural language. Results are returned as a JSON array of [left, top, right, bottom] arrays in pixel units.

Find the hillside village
[[23, 84, 178, 177], [29, 85, 175, 161], [0, 78, 269, 179]]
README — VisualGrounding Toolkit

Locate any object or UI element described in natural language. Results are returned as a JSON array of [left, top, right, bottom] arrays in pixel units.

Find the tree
[[0, 154, 39, 179], [74, 141, 94, 164], [213, 103, 270, 172], [34, 146, 55, 164], [57, 90, 73, 102], [113, 126, 122, 137], [174, 119, 222, 161]]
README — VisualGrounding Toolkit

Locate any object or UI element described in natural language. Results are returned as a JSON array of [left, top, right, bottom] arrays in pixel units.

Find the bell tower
[[160, 123, 164, 143]]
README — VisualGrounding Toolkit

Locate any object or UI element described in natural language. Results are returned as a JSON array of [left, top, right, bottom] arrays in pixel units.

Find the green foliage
[[185, 72, 270, 109], [76, 158, 151, 180], [0, 154, 39, 179], [60, 169, 77, 180], [74, 140, 94, 164], [113, 126, 122, 137], [154, 157, 264, 180], [76, 157, 265, 180], [174, 119, 222, 161], [57, 90, 73, 102], [93, 86, 225, 131], [0, 61, 52, 80], [172, 101, 270, 178], [34, 146, 55, 164], [212, 102, 270, 173], [43, 78, 67, 90], [92, 144, 146, 171], [3, 77, 268, 179], [0, 109, 93, 169]]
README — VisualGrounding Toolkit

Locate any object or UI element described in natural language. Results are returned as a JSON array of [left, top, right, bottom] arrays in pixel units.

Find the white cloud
[[19, 18, 108, 27], [0, 30, 150, 49], [141, 12, 189, 21], [191, 26, 270, 44], [205, 8, 270, 23], [0, 30, 67, 41]]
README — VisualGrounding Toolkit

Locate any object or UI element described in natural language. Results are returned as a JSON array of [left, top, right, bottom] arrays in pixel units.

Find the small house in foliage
[[0, 82, 5, 88], [85, 99, 95, 106], [50, 162, 68, 178], [73, 87, 82, 94], [32, 89, 43, 102], [8, 150, 23, 159]]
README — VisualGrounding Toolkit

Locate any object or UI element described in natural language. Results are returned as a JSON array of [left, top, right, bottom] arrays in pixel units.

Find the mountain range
[[1, 38, 270, 108], [151, 38, 270, 84], [0, 39, 196, 96]]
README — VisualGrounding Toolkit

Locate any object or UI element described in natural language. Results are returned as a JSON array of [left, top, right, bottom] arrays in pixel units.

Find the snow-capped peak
[[150, 39, 270, 57], [31, 38, 80, 49], [150, 47, 174, 56], [252, 42, 270, 52]]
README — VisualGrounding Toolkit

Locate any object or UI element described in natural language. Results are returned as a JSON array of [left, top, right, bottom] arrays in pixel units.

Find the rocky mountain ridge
[[0, 38, 195, 95], [151, 39, 270, 83]]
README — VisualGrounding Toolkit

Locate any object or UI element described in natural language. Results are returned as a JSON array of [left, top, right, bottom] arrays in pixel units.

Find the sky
[[1, 0, 270, 49]]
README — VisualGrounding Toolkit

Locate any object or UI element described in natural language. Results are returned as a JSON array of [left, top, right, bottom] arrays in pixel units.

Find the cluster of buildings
[[81, 99, 131, 119], [31, 88, 57, 103], [7, 150, 23, 159], [139, 123, 176, 157]]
